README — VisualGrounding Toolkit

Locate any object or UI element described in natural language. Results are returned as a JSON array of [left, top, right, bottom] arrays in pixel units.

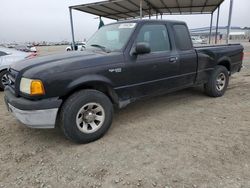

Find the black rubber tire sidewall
[[205, 65, 229, 97], [0, 70, 8, 91], [60, 89, 113, 144]]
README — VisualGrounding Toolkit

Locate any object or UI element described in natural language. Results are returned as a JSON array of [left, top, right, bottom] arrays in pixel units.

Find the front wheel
[[204, 65, 229, 97], [59, 89, 113, 144], [0, 70, 8, 91]]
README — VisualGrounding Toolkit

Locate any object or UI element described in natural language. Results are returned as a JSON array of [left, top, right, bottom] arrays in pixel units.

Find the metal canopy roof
[[70, 0, 225, 20]]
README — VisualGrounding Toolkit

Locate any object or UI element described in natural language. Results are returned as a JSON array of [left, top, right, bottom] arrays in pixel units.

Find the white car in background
[[191, 36, 207, 44], [66, 42, 86, 51], [0, 47, 36, 90], [15, 45, 37, 53], [191, 36, 203, 44]]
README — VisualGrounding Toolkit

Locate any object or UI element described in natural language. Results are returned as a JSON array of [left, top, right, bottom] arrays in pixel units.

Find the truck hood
[[10, 50, 123, 77]]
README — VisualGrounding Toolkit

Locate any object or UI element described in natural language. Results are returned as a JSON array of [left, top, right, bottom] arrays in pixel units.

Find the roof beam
[[104, 4, 220, 16], [190, 0, 193, 13], [85, 6, 110, 15], [201, 0, 209, 13], [126, 0, 150, 15], [106, 9, 149, 17], [101, 4, 133, 18], [75, 7, 124, 19], [113, 2, 136, 17], [212, 0, 225, 13], [144, 0, 162, 14], [164, 4, 218, 9], [176, 0, 181, 14], [159, 0, 172, 14]]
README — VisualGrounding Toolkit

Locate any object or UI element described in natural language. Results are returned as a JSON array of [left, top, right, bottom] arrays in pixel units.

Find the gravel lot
[[0, 43, 250, 188]]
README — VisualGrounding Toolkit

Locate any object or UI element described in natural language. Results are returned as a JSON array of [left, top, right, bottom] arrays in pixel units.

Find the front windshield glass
[[86, 23, 137, 52]]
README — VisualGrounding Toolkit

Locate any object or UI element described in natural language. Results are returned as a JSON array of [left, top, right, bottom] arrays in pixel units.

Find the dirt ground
[[0, 43, 250, 188]]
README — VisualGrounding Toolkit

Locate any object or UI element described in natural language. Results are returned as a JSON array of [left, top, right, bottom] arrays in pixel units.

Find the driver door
[[124, 24, 180, 98]]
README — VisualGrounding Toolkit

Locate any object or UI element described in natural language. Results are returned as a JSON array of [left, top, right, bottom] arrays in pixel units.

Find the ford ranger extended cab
[[4, 20, 244, 143]]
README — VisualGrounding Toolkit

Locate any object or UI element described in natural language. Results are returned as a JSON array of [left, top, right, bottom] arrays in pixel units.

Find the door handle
[[169, 57, 178, 63]]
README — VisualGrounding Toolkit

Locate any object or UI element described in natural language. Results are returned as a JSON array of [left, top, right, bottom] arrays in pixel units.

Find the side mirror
[[133, 42, 151, 55]]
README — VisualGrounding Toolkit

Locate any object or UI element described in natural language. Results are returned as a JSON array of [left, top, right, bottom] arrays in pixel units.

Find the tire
[[59, 89, 113, 144], [0, 70, 8, 91], [204, 65, 229, 97]]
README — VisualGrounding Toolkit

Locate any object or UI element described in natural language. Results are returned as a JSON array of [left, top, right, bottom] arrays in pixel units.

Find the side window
[[173, 24, 192, 51], [0, 51, 7, 57], [136, 24, 171, 52]]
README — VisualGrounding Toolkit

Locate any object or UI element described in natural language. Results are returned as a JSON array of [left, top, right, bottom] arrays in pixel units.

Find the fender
[[65, 74, 119, 104], [0, 65, 9, 72], [67, 74, 113, 89], [217, 56, 232, 65], [217, 56, 232, 72]]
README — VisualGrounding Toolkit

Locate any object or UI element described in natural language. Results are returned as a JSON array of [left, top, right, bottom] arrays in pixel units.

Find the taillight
[[26, 53, 37, 59], [241, 52, 244, 61]]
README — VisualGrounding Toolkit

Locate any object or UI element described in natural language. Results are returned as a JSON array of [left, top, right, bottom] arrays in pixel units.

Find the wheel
[[204, 65, 229, 97], [59, 89, 113, 143], [66, 48, 71, 51], [0, 70, 8, 91]]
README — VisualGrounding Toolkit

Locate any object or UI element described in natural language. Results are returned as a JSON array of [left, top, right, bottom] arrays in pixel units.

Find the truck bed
[[194, 43, 243, 84]]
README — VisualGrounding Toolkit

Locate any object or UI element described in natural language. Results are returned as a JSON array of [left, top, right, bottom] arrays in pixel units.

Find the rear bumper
[[4, 88, 62, 128]]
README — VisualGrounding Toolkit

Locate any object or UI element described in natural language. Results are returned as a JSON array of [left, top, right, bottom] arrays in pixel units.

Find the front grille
[[7, 68, 18, 91]]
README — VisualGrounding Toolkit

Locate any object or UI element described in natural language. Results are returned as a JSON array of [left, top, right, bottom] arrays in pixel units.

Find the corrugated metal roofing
[[70, 0, 224, 20]]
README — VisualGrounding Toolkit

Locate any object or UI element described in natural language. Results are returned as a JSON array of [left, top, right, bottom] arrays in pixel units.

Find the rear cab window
[[173, 24, 193, 51]]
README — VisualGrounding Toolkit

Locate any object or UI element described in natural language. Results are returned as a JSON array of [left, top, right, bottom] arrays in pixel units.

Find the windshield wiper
[[90, 44, 111, 53]]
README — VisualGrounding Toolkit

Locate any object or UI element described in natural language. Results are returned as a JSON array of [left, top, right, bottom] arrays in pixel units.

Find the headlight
[[20, 78, 45, 95]]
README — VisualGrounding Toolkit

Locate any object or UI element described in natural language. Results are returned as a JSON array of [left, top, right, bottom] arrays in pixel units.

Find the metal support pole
[[69, 8, 76, 50], [161, 14, 163, 19], [156, 13, 158, 19], [209, 12, 213, 44], [226, 0, 234, 44], [149, 7, 151, 19], [140, 0, 143, 19], [215, 5, 220, 44]]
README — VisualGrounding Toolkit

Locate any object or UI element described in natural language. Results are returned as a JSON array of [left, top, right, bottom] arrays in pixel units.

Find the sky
[[0, 0, 249, 43]]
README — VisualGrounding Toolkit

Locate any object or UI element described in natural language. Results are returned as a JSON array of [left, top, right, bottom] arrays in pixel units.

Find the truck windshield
[[86, 23, 136, 52]]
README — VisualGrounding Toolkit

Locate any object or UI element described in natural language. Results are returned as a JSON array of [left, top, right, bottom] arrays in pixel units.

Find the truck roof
[[107, 19, 186, 26]]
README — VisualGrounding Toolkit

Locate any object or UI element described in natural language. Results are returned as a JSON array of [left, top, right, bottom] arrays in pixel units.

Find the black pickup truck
[[4, 20, 244, 143]]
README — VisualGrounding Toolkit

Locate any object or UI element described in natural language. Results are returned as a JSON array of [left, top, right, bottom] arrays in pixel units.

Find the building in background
[[190, 26, 250, 43]]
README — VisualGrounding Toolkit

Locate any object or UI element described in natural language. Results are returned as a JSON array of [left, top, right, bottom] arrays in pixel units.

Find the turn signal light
[[30, 80, 45, 95]]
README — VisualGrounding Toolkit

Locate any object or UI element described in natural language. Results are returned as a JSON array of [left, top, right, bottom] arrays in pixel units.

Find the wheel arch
[[0, 67, 8, 73], [217, 57, 231, 72], [60, 75, 119, 107]]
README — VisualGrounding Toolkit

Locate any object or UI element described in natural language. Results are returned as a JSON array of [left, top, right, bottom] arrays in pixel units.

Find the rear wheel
[[59, 89, 113, 144], [204, 65, 229, 97], [0, 70, 8, 91]]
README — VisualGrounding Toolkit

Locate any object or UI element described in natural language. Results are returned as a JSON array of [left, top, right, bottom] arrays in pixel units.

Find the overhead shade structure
[[69, 0, 234, 47], [70, 0, 225, 20]]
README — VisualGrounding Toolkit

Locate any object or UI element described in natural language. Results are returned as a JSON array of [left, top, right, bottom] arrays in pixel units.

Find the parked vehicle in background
[[29, 46, 37, 53], [15, 45, 37, 53], [191, 36, 207, 44], [66, 42, 86, 51], [4, 20, 244, 143], [0, 47, 36, 90]]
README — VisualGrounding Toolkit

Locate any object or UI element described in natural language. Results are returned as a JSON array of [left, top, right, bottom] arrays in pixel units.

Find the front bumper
[[4, 88, 62, 128]]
